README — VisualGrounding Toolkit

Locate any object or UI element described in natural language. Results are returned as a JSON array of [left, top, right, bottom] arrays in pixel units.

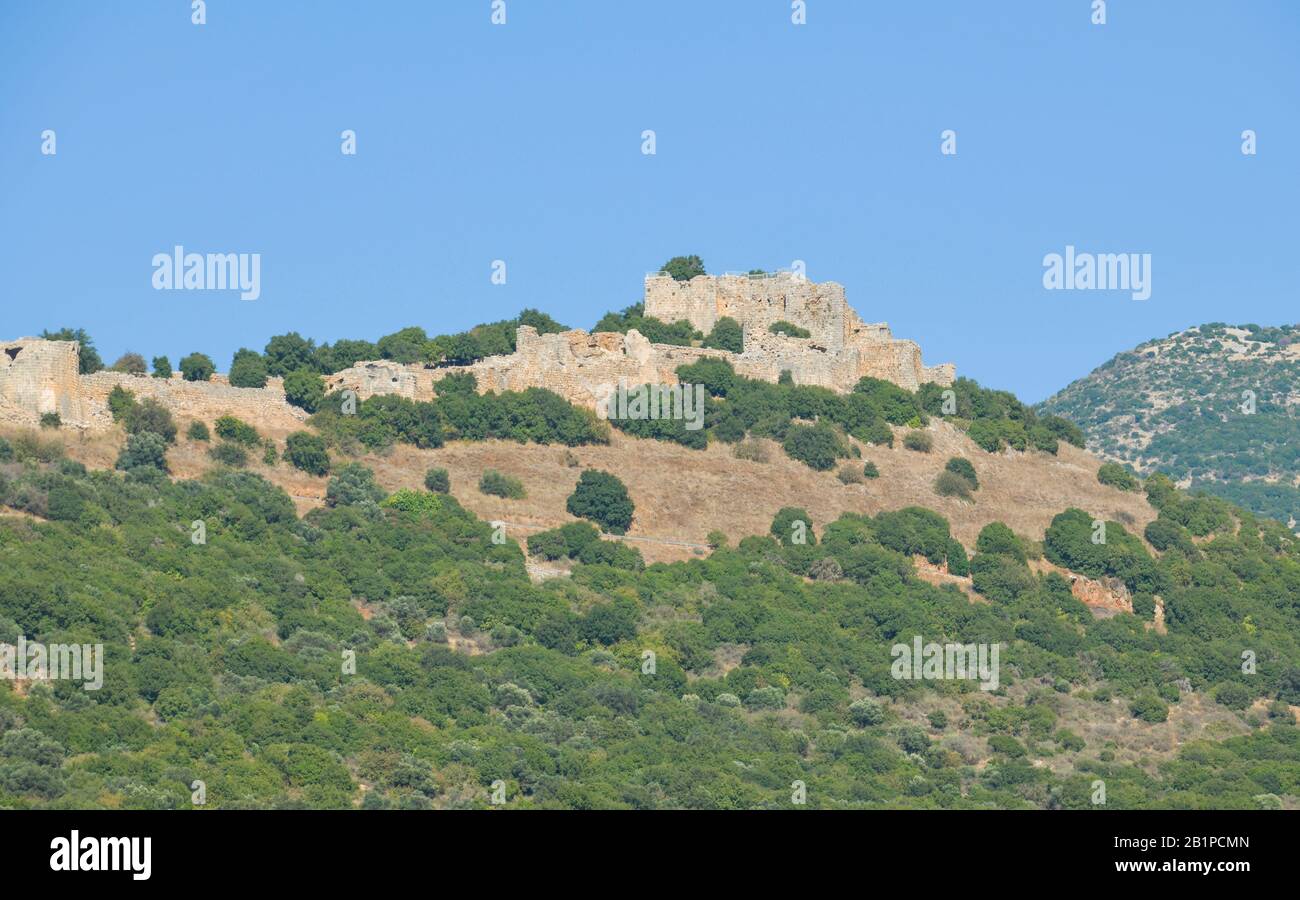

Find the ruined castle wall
[[0, 273, 951, 435], [0, 339, 85, 425], [645, 273, 851, 352], [78, 372, 310, 431]]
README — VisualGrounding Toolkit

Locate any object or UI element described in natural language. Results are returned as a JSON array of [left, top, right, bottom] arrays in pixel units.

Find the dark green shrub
[[187, 421, 210, 441], [326, 463, 384, 507], [424, 468, 450, 493], [1130, 692, 1169, 723], [479, 470, 526, 499], [179, 352, 215, 382], [771, 507, 816, 546], [1214, 682, 1252, 710], [944, 457, 978, 489], [566, 470, 633, 533], [116, 432, 169, 472], [208, 442, 248, 467], [108, 385, 136, 423], [934, 470, 973, 500], [1097, 462, 1140, 492], [769, 320, 811, 338], [903, 430, 932, 453], [285, 431, 330, 476], [125, 398, 177, 444], [702, 316, 743, 353], [782, 422, 845, 471], [284, 368, 325, 413], [975, 522, 1026, 562], [214, 416, 260, 446], [228, 348, 269, 388]]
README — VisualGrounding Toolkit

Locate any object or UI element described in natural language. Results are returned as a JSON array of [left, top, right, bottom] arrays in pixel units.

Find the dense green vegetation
[[600, 359, 1075, 474], [592, 303, 699, 347], [308, 376, 609, 457], [0, 444, 1295, 810]]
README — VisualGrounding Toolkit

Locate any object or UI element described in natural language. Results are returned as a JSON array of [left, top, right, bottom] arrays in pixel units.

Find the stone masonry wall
[[0, 338, 308, 432], [0, 274, 951, 433]]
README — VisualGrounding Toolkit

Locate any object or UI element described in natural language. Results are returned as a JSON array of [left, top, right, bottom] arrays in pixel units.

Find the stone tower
[[0, 338, 85, 424]]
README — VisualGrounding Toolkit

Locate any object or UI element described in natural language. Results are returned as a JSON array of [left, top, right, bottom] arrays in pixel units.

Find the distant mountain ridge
[[1038, 322, 1300, 526]]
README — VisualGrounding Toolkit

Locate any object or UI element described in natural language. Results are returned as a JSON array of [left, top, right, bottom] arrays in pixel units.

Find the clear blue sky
[[2, 1, 1296, 402]]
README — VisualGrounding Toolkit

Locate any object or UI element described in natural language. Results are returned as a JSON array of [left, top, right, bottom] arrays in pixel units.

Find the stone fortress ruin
[[0, 272, 952, 430], [322, 272, 953, 407]]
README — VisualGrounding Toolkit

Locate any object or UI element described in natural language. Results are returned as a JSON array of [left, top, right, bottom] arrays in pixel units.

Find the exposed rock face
[[0, 273, 952, 430]]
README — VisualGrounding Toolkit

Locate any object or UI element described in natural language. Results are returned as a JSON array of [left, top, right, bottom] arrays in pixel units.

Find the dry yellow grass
[[40, 418, 1156, 565]]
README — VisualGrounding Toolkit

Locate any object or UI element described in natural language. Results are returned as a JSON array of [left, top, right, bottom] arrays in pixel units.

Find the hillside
[[1038, 322, 1300, 527], [2, 346, 1299, 810], [53, 417, 1155, 567], [1, 413, 1297, 810], [2, 284, 1299, 811]]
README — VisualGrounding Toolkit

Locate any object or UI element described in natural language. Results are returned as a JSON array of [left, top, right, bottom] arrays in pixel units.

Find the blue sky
[[1, 0, 1296, 402]]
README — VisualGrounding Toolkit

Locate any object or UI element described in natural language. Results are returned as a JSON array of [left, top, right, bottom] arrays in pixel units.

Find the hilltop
[[1, 269, 1297, 811], [1038, 322, 1300, 526]]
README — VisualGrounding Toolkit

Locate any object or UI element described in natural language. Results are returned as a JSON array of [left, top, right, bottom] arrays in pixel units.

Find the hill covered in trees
[[1038, 323, 1300, 527], [0, 429, 1296, 809]]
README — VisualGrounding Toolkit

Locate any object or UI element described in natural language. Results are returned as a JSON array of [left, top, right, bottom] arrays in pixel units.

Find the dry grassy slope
[[51, 418, 1156, 566]]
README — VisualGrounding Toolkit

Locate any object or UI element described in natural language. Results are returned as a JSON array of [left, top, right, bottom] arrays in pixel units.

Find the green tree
[[944, 457, 978, 489], [151, 356, 172, 378], [283, 369, 325, 413], [703, 316, 743, 353], [115, 432, 168, 473], [566, 470, 633, 533], [782, 422, 844, 470], [214, 416, 260, 446], [179, 352, 215, 382], [126, 398, 178, 444], [264, 332, 319, 376], [1097, 462, 1140, 491], [285, 431, 330, 476], [110, 352, 147, 375], [107, 385, 136, 423], [326, 463, 385, 507], [771, 507, 816, 546], [661, 255, 706, 282], [41, 327, 103, 373], [424, 468, 450, 493], [479, 470, 526, 499], [228, 348, 269, 388]]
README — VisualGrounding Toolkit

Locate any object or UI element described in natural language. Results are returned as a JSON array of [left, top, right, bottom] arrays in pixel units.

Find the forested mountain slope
[[1038, 323, 1300, 526]]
